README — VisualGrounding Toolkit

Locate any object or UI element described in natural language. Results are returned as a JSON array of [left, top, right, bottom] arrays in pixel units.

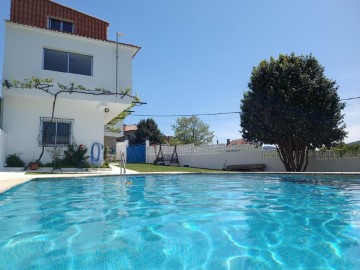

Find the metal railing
[[119, 151, 126, 175]]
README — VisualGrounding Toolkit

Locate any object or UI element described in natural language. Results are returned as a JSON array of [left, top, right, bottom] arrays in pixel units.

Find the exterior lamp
[[105, 108, 110, 113]]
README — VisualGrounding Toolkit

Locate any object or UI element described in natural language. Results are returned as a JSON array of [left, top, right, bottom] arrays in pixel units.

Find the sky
[[0, 0, 359, 143]]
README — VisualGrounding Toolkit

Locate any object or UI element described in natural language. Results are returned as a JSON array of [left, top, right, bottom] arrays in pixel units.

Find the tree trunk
[[23, 92, 60, 170], [277, 138, 309, 172], [302, 147, 310, 172]]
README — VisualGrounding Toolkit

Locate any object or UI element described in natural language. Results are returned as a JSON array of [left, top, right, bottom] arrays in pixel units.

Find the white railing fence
[[146, 143, 360, 172], [315, 150, 360, 160], [148, 143, 260, 159]]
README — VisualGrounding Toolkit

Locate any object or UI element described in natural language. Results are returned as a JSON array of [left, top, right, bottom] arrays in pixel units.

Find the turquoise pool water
[[0, 174, 359, 269]]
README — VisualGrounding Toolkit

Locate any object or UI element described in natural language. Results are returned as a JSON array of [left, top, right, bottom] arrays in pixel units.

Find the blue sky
[[1, 0, 359, 143]]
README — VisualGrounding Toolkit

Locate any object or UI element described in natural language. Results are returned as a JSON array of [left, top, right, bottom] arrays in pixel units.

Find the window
[[69, 53, 93, 76], [44, 48, 93, 76], [49, 18, 74, 33], [39, 117, 73, 146], [44, 49, 68, 73]]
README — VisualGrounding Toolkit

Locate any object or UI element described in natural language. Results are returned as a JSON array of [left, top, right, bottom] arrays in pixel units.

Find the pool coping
[[1, 170, 359, 194], [0, 172, 126, 194], [0, 164, 142, 194]]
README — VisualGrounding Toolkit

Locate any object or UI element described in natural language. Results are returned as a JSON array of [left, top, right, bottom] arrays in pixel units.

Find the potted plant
[[29, 160, 39, 170]]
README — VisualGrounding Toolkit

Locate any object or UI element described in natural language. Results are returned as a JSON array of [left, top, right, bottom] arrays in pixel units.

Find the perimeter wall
[[0, 128, 7, 170], [146, 144, 360, 172]]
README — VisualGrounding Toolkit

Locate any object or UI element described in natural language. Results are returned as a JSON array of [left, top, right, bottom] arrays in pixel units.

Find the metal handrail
[[119, 151, 126, 175]]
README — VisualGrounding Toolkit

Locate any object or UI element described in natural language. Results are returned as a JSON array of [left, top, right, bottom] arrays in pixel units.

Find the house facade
[[0, 0, 140, 166]]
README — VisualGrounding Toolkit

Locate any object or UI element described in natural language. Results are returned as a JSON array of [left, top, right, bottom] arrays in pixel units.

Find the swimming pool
[[0, 174, 359, 269]]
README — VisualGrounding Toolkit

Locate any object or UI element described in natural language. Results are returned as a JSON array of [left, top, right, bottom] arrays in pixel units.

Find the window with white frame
[[39, 117, 73, 146], [44, 48, 93, 76], [49, 18, 74, 33]]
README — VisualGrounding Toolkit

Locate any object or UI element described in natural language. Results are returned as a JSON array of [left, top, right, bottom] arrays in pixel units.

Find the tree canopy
[[133, 118, 165, 145], [240, 53, 347, 171], [172, 116, 214, 146]]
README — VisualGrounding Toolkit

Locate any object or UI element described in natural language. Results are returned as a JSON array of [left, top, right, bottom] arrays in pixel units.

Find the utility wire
[[132, 112, 240, 117], [131, 96, 360, 117], [341, 96, 360, 101]]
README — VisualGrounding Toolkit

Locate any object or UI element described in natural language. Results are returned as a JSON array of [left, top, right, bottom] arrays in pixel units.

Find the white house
[[0, 0, 140, 167]]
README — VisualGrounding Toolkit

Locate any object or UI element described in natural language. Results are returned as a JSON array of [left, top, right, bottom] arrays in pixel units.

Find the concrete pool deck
[[0, 164, 139, 194]]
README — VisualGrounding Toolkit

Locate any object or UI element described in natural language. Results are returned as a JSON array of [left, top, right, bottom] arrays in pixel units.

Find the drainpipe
[[116, 32, 124, 97]]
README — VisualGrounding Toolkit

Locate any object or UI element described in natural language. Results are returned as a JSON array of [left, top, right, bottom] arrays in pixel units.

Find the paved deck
[[0, 164, 139, 194]]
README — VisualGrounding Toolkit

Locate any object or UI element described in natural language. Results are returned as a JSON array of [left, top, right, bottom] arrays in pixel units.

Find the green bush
[[101, 160, 110, 168], [334, 143, 360, 157], [6, 154, 25, 167], [62, 143, 89, 168]]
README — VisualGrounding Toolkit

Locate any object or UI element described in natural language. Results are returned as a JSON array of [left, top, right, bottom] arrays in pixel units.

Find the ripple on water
[[0, 174, 360, 269]]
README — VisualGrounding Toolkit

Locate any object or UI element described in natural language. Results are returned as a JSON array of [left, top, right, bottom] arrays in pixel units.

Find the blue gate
[[127, 144, 146, 163]]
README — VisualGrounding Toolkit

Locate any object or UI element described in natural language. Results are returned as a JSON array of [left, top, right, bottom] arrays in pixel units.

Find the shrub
[[62, 143, 89, 168], [334, 143, 360, 157], [104, 145, 109, 160], [6, 154, 25, 167], [101, 160, 110, 168]]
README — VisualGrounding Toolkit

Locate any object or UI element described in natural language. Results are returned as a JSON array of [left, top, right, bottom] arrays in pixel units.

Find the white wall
[[116, 142, 127, 161], [0, 128, 7, 169], [1, 21, 138, 165], [3, 22, 135, 93], [179, 151, 264, 170], [2, 94, 105, 164], [307, 156, 360, 172], [147, 145, 360, 172]]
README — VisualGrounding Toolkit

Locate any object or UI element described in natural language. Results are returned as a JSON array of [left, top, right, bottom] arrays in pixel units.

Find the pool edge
[[1, 171, 360, 194]]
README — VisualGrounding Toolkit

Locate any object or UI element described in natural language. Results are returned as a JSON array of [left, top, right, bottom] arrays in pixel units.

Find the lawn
[[124, 163, 225, 173]]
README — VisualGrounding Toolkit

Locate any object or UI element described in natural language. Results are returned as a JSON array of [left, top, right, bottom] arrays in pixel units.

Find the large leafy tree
[[240, 53, 347, 172], [134, 118, 165, 144], [172, 116, 214, 146]]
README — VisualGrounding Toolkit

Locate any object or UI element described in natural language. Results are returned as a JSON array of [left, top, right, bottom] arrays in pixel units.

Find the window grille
[[39, 117, 74, 147]]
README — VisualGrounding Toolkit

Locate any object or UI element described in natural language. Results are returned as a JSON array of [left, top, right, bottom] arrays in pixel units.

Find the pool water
[[0, 174, 360, 269]]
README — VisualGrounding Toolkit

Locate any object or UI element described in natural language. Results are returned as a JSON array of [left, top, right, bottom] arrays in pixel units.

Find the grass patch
[[123, 163, 225, 173]]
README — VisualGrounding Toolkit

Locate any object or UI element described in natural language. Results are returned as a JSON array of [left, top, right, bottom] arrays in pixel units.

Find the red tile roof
[[229, 139, 249, 146], [123, 124, 137, 132], [10, 0, 109, 41]]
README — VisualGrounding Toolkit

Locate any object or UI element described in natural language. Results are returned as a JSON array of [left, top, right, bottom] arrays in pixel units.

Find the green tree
[[172, 116, 214, 146], [167, 137, 183, 146], [240, 53, 346, 172], [134, 118, 165, 144]]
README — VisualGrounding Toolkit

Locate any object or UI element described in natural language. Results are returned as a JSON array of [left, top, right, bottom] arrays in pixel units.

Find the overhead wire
[[130, 96, 360, 118], [132, 112, 240, 117], [341, 96, 360, 101]]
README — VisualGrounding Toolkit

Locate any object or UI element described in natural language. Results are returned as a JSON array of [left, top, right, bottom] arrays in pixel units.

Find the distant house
[[0, 0, 140, 165], [227, 139, 275, 151], [227, 139, 249, 146], [124, 124, 138, 143]]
